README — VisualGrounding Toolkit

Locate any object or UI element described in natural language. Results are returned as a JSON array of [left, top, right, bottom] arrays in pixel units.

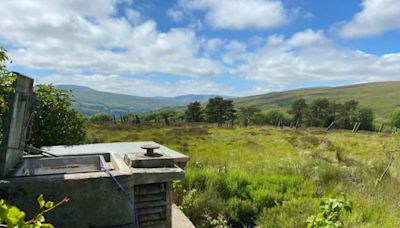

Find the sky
[[1, 0, 400, 97]]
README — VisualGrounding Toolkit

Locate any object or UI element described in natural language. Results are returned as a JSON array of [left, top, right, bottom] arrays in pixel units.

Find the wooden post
[[355, 122, 361, 133], [351, 122, 358, 133], [378, 123, 384, 133], [326, 121, 336, 131], [295, 118, 300, 129]]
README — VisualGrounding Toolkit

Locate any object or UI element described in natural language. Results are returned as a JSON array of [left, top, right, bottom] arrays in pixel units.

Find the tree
[[288, 98, 307, 123], [238, 106, 260, 127], [28, 85, 86, 148], [389, 108, 400, 128], [0, 46, 15, 139], [205, 97, 236, 126], [338, 100, 358, 129], [185, 101, 203, 122], [305, 98, 330, 127], [120, 112, 135, 123], [350, 106, 374, 131]]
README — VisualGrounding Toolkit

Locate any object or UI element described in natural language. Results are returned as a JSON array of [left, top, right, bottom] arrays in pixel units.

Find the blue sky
[[1, 0, 400, 97]]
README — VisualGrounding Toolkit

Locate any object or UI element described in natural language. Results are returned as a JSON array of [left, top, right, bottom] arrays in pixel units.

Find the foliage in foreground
[[0, 46, 15, 139], [0, 195, 69, 228], [306, 194, 352, 228]]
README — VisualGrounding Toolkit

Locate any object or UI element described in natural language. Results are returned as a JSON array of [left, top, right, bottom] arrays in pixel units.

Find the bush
[[177, 168, 316, 227], [257, 198, 319, 228], [251, 108, 292, 126], [29, 85, 86, 147], [389, 108, 400, 128], [306, 194, 352, 228], [90, 113, 114, 122], [350, 107, 374, 131]]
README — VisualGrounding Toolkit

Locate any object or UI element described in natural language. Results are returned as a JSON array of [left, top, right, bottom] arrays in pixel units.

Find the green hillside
[[56, 85, 226, 115], [234, 81, 400, 118]]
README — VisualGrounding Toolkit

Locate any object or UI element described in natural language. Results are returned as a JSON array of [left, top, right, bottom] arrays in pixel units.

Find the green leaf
[[37, 195, 45, 208], [41, 223, 55, 228], [44, 201, 54, 209], [5, 205, 25, 225], [35, 214, 45, 222]]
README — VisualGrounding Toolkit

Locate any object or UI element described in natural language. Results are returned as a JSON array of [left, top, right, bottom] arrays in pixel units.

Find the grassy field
[[87, 123, 400, 227], [234, 81, 400, 119]]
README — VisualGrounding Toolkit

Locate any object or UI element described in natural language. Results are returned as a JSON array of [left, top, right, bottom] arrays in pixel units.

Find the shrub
[[389, 108, 400, 128], [306, 194, 352, 228], [29, 85, 86, 147], [251, 108, 292, 126], [90, 113, 114, 122], [178, 168, 316, 227], [350, 107, 374, 131]]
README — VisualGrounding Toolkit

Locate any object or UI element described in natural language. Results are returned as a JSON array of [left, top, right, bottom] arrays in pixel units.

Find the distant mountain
[[58, 81, 400, 118], [234, 81, 400, 118], [174, 94, 233, 103], [56, 85, 230, 115]]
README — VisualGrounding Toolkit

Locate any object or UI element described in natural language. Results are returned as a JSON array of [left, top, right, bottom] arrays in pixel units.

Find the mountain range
[[56, 85, 231, 115], [58, 81, 400, 118]]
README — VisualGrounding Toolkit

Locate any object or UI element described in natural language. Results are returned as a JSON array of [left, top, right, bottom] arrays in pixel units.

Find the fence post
[[326, 121, 336, 131]]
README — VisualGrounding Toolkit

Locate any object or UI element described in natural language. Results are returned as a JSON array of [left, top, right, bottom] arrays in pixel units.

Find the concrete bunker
[[0, 73, 189, 227]]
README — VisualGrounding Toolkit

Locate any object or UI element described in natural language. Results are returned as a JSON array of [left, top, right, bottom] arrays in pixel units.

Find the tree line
[[87, 96, 400, 132]]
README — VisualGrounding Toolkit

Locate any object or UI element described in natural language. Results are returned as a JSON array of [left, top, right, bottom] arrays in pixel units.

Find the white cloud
[[39, 74, 233, 97], [179, 0, 288, 30], [339, 0, 400, 38], [235, 29, 400, 84], [0, 0, 221, 77], [221, 40, 247, 65], [167, 8, 184, 21]]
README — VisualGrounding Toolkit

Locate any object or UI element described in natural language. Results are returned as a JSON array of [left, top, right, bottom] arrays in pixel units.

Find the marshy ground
[[87, 123, 400, 227]]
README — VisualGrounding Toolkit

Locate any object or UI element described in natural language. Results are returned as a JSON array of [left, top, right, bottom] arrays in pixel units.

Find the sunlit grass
[[87, 123, 400, 227]]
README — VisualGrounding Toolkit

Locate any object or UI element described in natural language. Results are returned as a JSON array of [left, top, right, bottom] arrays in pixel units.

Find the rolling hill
[[234, 81, 400, 118], [58, 81, 400, 118], [56, 85, 229, 115]]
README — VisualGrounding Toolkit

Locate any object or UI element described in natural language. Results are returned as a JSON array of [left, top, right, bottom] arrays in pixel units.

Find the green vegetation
[[234, 81, 400, 119], [59, 80, 400, 121], [306, 194, 352, 228], [0, 46, 15, 139], [0, 194, 69, 228], [185, 101, 203, 122], [389, 108, 400, 129], [204, 97, 236, 126], [56, 85, 225, 115], [28, 85, 86, 148], [87, 123, 400, 227]]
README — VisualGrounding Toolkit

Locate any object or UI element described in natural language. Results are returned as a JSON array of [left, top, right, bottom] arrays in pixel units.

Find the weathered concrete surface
[[42, 142, 189, 164], [172, 204, 195, 228], [0, 147, 188, 227], [0, 73, 35, 178], [0, 173, 137, 227]]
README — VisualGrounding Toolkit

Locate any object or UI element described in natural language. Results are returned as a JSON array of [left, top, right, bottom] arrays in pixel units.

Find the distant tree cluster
[[289, 98, 376, 130], [87, 95, 399, 133], [183, 97, 236, 126]]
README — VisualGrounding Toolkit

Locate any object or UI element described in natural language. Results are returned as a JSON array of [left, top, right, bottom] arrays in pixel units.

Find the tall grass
[[87, 123, 400, 227]]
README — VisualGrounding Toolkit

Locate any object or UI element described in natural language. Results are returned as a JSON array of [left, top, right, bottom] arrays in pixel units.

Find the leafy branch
[[0, 194, 69, 228]]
